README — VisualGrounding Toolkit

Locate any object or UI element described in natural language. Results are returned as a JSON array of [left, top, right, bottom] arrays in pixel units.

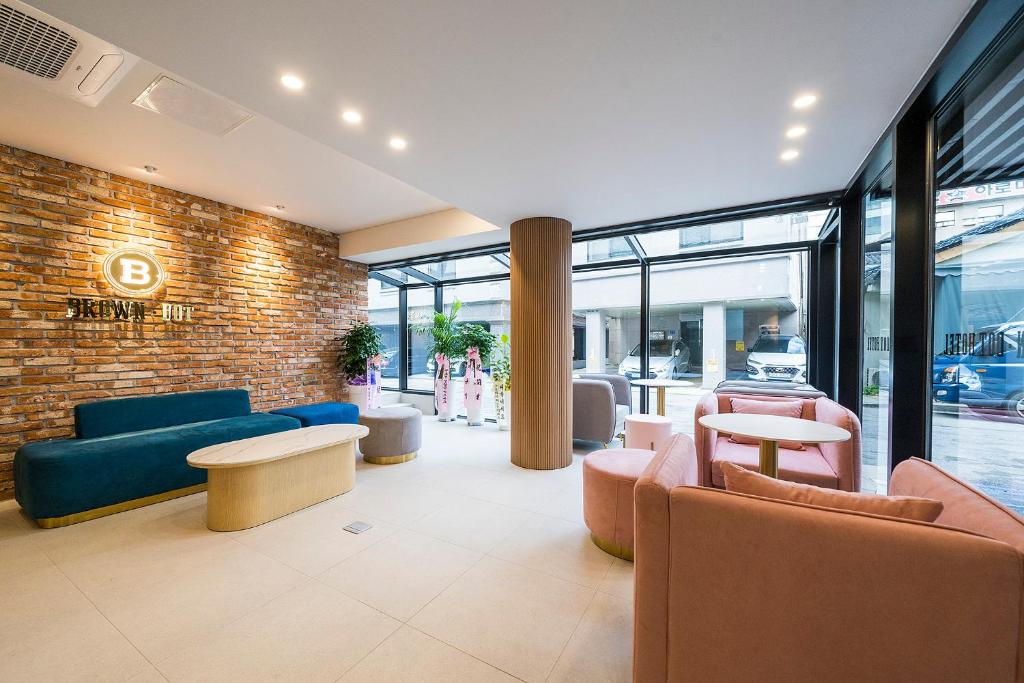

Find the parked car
[[746, 334, 807, 382], [618, 339, 690, 380], [933, 321, 1024, 420]]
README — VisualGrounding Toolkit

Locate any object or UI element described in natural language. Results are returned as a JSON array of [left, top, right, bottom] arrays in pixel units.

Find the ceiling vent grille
[[0, 2, 77, 79]]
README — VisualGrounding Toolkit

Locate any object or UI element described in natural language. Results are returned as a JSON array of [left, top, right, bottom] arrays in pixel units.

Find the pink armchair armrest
[[692, 392, 719, 487], [813, 396, 862, 491]]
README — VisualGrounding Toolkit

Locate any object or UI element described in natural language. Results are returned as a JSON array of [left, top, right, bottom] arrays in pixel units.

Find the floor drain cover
[[344, 521, 372, 534]]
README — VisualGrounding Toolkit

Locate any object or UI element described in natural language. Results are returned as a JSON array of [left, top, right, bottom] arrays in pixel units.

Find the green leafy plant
[[457, 323, 496, 365], [863, 385, 880, 396], [491, 333, 511, 391], [337, 321, 383, 382], [416, 299, 463, 362]]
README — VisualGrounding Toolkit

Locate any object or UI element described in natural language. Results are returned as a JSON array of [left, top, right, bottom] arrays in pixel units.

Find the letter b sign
[[103, 248, 165, 295]]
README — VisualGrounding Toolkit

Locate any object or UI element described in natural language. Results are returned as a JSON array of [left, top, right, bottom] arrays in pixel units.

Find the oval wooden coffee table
[[187, 424, 368, 531]]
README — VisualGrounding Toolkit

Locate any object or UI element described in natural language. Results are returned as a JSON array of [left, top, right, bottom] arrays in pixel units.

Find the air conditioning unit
[[0, 0, 137, 106]]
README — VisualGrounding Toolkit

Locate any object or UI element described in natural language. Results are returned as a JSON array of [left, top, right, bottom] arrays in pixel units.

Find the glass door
[[861, 171, 893, 493], [929, 45, 1024, 512]]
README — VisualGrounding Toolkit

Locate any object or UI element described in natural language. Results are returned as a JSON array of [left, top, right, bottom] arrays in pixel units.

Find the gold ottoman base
[[363, 451, 417, 465], [590, 533, 634, 562]]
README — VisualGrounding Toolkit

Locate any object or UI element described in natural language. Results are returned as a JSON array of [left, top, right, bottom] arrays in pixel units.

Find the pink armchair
[[694, 391, 861, 491], [633, 436, 1024, 682]]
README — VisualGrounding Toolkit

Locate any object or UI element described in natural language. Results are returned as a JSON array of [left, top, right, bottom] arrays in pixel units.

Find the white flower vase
[[347, 384, 368, 414], [434, 353, 454, 422], [495, 389, 511, 431], [464, 348, 484, 426]]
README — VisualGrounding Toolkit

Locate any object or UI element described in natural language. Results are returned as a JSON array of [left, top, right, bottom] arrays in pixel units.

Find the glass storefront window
[[862, 172, 893, 493], [930, 49, 1024, 513], [647, 252, 809, 435], [636, 210, 829, 258], [425, 253, 509, 280], [367, 278, 400, 389], [407, 287, 435, 392], [572, 267, 642, 409], [443, 280, 511, 419]]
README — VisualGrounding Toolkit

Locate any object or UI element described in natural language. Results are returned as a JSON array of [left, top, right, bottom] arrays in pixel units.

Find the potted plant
[[421, 300, 463, 421], [337, 321, 383, 413], [457, 323, 496, 426], [491, 333, 511, 430]]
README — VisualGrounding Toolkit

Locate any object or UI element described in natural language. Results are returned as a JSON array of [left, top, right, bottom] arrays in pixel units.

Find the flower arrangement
[[491, 333, 511, 391], [337, 321, 383, 385]]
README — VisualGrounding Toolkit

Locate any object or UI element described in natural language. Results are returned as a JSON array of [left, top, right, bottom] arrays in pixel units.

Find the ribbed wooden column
[[510, 217, 573, 469]]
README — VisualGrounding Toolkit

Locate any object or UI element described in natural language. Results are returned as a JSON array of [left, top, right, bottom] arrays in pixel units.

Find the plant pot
[[347, 384, 368, 414], [494, 388, 511, 431], [434, 353, 454, 421], [463, 347, 484, 426]]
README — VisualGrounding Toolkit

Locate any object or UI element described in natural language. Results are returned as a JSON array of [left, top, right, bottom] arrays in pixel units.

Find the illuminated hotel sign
[[103, 248, 165, 295], [65, 247, 195, 323]]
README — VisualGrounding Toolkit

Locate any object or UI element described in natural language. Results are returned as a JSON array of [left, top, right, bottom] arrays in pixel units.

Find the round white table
[[697, 413, 850, 479], [630, 378, 693, 416]]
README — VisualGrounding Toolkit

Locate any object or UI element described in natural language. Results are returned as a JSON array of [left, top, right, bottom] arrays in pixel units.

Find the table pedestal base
[[205, 442, 355, 531], [759, 439, 779, 479]]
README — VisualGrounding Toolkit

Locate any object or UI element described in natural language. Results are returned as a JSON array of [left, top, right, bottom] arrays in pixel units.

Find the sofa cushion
[[721, 462, 944, 522], [15, 412, 300, 520], [75, 389, 253, 439], [890, 457, 1024, 552], [271, 401, 359, 427], [711, 437, 838, 488], [727, 398, 805, 450]]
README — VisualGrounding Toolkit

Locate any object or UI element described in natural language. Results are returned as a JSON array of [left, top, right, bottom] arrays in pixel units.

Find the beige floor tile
[[0, 499, 38, 542], [0, 565, 153, 682], [320, 529, 481, 621], [32, 491, 212, 567], [597, 558, 634, 600], [126, 664, 170, 682], [0, 532, 54, 582], [410, 556, 595, 683], [157, 580, 399, 682], [229, 501, 398, 576], [409, 496, 530, 553], [470, 471, 568, 512], [339, 625, 517, 682], [411, 463, 504, 496], [490, 513, 613, 588], [59, 532, 306, 662], [335, 479, 454, 526], [548, 591, 633, 683], [535, 485, 586, 525]]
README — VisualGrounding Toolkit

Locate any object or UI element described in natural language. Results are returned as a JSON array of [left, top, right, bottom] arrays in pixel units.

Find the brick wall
[[0, 144, 368, 497]]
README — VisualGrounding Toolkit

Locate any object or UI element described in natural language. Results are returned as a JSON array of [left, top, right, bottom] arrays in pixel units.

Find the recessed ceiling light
[[785, 125, 807, 139], [780, 149, 800, 161], [280, 74, 304, 91], [793, 94, 817, 109], [341, 109, 362, 125], [389, 136, 407, 150]]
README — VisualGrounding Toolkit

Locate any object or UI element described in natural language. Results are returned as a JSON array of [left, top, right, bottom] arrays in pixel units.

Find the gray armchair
[[573, 373, 633, 445]]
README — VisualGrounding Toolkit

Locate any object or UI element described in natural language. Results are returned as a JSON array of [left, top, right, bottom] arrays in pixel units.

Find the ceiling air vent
[[0, 2, 78, 79]]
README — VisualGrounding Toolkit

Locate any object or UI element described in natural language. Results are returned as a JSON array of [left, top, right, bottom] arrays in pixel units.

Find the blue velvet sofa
[[14, 389, 301, 528]]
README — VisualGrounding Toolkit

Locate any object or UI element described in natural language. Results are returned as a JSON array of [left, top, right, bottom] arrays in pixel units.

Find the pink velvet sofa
[[694, 391, 861, 491], [634, 435, 1024, 682]]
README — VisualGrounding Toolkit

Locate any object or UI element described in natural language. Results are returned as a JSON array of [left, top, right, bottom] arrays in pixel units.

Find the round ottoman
[[583, 448, 655, 561], [624, 414, 672, 452], [358, 407, 422, 464]]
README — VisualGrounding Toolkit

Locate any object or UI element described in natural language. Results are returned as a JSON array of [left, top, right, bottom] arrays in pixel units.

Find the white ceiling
[[0, 58, 447, 233], [21, 0, 974, 257]]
